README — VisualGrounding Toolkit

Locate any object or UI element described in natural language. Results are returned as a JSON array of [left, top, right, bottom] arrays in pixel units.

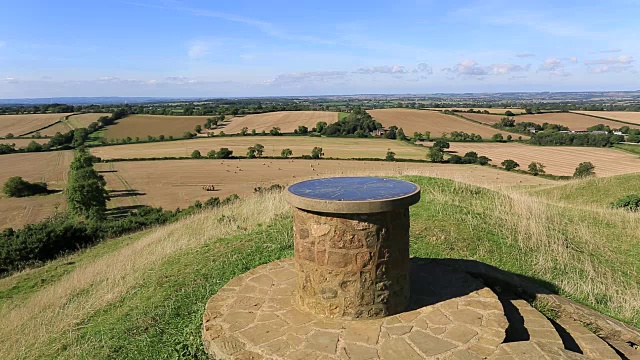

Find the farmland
[[367, 108, 514, 138], [217, 111, 338, 134], [456, 113, 504, 125], [573, 111, 640, 125], [38, 121, 73, 136], [0, 138, 50, 148], [425, 107, 525, 114], [96, 159, 553, 210], [0, 113, 71, 137], [66, 113, 111, 128], [515, 113, 637, 130], [89, 137, 428, 160], [102, 115, 212, 139], [0, 151, 73, 229], [445, 142, 640, 176]]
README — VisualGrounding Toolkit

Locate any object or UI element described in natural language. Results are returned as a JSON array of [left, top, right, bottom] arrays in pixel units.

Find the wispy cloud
[[265, 71, 348, 86], [516, 53, 536, 58], [589, 65, 634, 74], [187, 40, 214, 59], [584, 55, 634, 65], [3, 77, 18, 83], [355, 65, 408, 74], [597, 49, 622, 53], [443, 60, 530, 76], [539, 58, 564, 72]]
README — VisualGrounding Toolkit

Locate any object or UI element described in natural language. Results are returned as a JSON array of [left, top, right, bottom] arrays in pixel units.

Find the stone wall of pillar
[[293, 207, 410, 320]]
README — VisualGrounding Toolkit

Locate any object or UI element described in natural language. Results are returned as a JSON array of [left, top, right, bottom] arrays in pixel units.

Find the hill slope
[[0, 175, 638, 359]]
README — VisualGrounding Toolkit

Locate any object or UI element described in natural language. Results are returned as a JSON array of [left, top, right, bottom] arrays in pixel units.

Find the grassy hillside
[[0, 176, 638, 359]]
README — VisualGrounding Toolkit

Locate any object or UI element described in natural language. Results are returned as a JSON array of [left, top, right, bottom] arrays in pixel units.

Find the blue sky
[[0, 0, 639, 98]]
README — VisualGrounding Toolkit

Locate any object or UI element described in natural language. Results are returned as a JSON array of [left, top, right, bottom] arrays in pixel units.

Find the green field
[[615, 143, 640, 156], [1, 175, 638, 358]]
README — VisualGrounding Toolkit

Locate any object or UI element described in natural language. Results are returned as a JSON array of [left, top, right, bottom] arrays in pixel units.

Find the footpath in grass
[[4, 176, 639, 359]]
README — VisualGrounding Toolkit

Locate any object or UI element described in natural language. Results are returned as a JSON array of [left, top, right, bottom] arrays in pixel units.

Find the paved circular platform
[[202, 258, 508, 359], [286, 177, 421, 213]]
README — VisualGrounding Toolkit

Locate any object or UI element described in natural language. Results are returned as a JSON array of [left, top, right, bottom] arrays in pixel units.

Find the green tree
[[573, 162, 595, 178], [25, 141, 43, 152], [385, 150, 396, 161], [492, 133, 504, 142], [428, 146, 444, 162], [396, 127, 406, 140], [413, 132, 423, 141], [506, 135, 512, 142], [191, 150, 202, 159], [207, 150, 217, 159], [240, 127, 249, 136], [433, 139, 450, 150], [251, 129, 257, 136], [281, 148, 293, 158], [315, 121, 327, 133], [183, 131, 195, 139], [247, 144, 264, 158], [5, 133, 14, 139], [194, 125, 202, 133], [501, 159, 519, 171], [528, 162, 546, 176], [477, 156, 491, 165], [270, 127, 282, 136], [67, 149, 109, 220], [216, 148, 233, 159], [297, 125, 309, 134], [311, 147, 324, 159], [2, 176, 48, 198], [505, 110, 515, 117], [423, 131, 431, 140]]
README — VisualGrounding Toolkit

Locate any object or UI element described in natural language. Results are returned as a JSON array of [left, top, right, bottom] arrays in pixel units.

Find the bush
[[206, 150, 217, 159], [528, 162, 546, 176], [385, 150, 396, 161], [501, 159, 519, 171], [217, 148, 233, 159], [573, 162, 595, 178], [3, 176, 49, 197], [191, 150, 202, 159], [428, 146, 444, 162], [610, 194, 640, 212], [281, 148, 293, 158], [311, 147, 324, 159], [433, 140, 450, 150], [477, 156, 491, 165]]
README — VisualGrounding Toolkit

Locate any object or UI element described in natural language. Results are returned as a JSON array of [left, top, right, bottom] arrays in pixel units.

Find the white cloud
[[266, 71, 348, 86], [355, 65, 408, 74], [539, 58, 564, 72], [3, 77, 18, 83], [589, 65, 634, 73], [584, 55, 634, 65], [187, 40, 213, 59], [598, 49, 622, 53], [516, 53, 536, 58], [550, 70, 571, 77], [97, 76, 120, 82], [443, 60, 530, 76], [566, 57, 578, 63], [415, 63, 433, 74]]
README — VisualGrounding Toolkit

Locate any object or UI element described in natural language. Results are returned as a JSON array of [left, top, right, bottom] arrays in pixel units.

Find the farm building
[[371, 128, 388, 137]]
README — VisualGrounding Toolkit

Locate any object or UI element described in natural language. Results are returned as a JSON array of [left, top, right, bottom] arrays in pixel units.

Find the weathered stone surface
[[293, 208, 410, 320], [203, 259, 508, 359]]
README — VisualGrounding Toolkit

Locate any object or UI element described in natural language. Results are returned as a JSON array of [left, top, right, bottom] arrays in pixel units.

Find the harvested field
[[444, 142, 640, 177], [38, 121, 73, 136], [0, 138, 50, 148], [217, 111, 338, 134], [0, 151, 73, 186], [102, 115, 212, 139], [95, 159, 553, 210], [0, 194, 65, 230], [0, 151, 73, 229], [516, 113, 638, 131], [457, 113, 505, 125], [573, 111, 640, 125], [367, 108, 514, 139], [0, 113, 71, 137], [66, 113, 111, 128], [90, 137, 428, 160], [425, 108, 525, 114]]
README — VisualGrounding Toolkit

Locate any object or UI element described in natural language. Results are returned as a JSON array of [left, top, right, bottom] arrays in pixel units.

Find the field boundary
[[569, 111, 640, 127], [20, 113, 75, 137]]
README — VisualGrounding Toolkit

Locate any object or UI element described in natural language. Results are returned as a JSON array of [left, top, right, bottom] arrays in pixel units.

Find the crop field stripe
[[569, 111, 640, 127]]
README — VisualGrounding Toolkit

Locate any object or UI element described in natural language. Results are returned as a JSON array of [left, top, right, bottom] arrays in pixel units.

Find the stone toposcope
[[286, 177, 421, 319]]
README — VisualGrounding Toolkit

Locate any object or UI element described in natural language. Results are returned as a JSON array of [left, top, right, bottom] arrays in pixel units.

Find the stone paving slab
[[489, 341, 588, 360], [203, 258, 508, 359]]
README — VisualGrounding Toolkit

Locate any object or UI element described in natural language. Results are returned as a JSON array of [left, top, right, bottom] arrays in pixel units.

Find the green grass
[[338, 111, 350, 120], [527, 173, 640, 207], [615, 143, 640, 156], [1, 176, 639, 359]]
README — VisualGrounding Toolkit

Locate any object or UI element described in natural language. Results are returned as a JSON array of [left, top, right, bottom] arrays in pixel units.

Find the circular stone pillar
[[286, 177, 420, 320]]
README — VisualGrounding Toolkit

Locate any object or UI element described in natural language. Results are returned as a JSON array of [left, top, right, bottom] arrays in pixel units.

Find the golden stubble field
[[217, 111, 338, 134], [425, 108, 525, 114], [0, 151, 73, 229], [90, 137, 428, 160], [445, 142, 640, 177], [102, 115, 212, 139], [0, 113, 71, 137], [457, 113, 505, 125], [66, 113, 111, 128], [573, 111, 640, 125], [95, 159, 554, 211], [367, 108, 515, 139], [516, 113, 636, 131]]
